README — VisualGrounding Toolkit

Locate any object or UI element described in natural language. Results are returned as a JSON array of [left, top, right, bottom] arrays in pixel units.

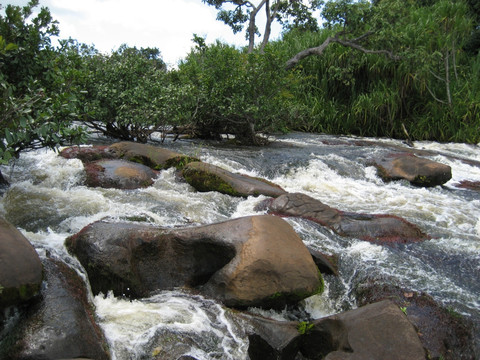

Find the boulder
[[261, 193, 429, 244], [1, 255, 109, 360], [59, 145, 116, 162], [182, 162, 286, 198], [84, 159, 158, 189], [245, 300, 425, 360], [372, 152, 452, 187], [0, 217, 43, 308], [307, 247, 339, 276], [109, 141, 199, 170], [66, 215, 323, 308], [355, 280, 475, 360]]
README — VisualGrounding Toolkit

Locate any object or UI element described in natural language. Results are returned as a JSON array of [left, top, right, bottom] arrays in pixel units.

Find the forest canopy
[[1, 0, 480, 164]]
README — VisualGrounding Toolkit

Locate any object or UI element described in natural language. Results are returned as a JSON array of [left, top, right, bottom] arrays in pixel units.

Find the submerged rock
[[65, 215, 322, 308], [182, 162, 286, 198], [84, 159, 158, 189], [259, 193, 429, 244], [245, 300, 425, 360], [0, 217, 43, 308], [2, 255, 109, 360], [372, 152, 452, 187]]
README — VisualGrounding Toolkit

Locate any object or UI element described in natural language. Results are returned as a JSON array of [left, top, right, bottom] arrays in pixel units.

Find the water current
[[1, 133, 479, 359]]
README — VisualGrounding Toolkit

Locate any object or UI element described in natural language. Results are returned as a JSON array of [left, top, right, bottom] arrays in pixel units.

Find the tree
[[80, 44, 193, 143], [0, 1, 86, 167], [202, 0, 322, 53]]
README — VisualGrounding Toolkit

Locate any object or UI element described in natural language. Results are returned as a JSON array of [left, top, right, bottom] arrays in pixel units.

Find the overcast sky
[[2, 0, 283, 67]]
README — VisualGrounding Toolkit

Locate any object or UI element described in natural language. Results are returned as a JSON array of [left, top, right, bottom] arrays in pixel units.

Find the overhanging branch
[[285, 31, 401, 70]]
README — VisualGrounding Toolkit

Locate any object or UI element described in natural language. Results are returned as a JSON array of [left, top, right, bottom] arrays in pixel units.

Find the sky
[[1, 0, 283, 68]]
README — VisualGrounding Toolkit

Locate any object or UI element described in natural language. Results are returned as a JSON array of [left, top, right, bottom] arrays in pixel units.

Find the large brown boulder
[[84, 159, 158, 189], [245, 300, 425, 360], [260, 193, 429, 244], [0, 217, 43, 308], [66, 215, 322, 308], [59, 145, 116, 162], [182, 162, 286, 198], [109, 141, 198, 170], [372, 152, 452, 187], [2, 255, 109, 360], [355, 280, 475, 360]]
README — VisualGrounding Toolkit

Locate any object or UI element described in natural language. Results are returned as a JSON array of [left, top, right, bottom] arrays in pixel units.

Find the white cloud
[[2, 0, 284, 67]]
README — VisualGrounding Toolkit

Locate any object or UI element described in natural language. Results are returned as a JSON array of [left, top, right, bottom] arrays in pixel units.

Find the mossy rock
[[182, 162, 286, 198]]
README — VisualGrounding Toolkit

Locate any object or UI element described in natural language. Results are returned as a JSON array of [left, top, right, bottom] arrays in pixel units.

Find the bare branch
[[285, 31, 401, 70]]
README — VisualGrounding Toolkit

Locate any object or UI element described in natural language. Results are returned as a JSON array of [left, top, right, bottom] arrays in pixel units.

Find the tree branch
[[285, 32, 401, 70]]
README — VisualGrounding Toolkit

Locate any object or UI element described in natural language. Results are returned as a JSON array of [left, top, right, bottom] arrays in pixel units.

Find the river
[[1, 133, 479, 359]]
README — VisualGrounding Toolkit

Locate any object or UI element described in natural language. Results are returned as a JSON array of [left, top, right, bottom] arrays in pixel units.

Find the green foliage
[[297, 321, 315, 335], [176, 41, 297, 144], [80, 44, 193, 143], [0, 1, 86, 164]]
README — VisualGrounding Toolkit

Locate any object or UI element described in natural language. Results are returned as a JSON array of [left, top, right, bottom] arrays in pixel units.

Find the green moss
[[183, 168, 242, 197], [297, 321, 314, 335], [165, 156, 200, 170]]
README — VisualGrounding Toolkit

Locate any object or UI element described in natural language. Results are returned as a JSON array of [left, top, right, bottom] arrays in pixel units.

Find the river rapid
[[1, 133, 479, 359]]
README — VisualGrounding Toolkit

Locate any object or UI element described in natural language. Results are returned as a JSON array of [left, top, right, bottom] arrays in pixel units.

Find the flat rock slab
[[84, 159, 158, 189], [245, 300, 425, 360], [182, 162, 286, 198], [66, 215, 322, 308], [372, 152, 452, 187], [0, 217, 43, 308], [260, 193, 429, 244]]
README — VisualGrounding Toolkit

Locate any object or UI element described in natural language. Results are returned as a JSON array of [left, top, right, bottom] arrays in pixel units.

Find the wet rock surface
[[65, 215, 323, 308], [84, 159, 158, 189], [355, 280, 476, 360], [245, 300, 425, 360], [259, 192, 429, 244], [1, 255, 109, 360], [371, 152, 452, 187], [182, 161, 287, 198], [0, 217, 43, 308]]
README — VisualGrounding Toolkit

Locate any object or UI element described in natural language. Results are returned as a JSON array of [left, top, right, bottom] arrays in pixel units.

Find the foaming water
[[1, 134, 480, 358], [94, 291, 248, 360]]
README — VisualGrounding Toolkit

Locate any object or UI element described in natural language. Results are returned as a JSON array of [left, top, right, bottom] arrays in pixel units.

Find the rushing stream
[[1, 133, 479, 359]]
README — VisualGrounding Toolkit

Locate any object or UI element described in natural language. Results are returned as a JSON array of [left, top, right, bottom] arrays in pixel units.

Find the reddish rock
[[372, 152, 452, 187], [59, 145, 115, 162], [260, 193, 429, 244], [84, 159, 158, 189], [0, 217, 43, 308], [455, 180, 480, 191]]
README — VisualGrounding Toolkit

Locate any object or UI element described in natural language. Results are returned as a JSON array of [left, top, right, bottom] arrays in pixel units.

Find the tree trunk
[[248, 0, 267, 53]]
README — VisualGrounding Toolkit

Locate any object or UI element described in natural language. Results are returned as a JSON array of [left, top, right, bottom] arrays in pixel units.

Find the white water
[[1, 134, 479, 358]]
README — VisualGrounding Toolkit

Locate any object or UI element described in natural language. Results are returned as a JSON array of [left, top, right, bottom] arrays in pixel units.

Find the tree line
[[1, 0, 479, 166]]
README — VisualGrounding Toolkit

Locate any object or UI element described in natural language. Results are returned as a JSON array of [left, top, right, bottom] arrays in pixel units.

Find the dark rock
[[59, 145, 116, 162], [455, 180, 480, 191], [84, 159, 158, 189], [109, 141, 199, 170], [0, 217, 43, 308], [264, 193, 429, 244], [2, 255, 109, 360], [372, 152, 452, 187], [182, 162, 286, 198], [245, 300, 425, 360], [66, 215, 323, 308], [307, 247, 339, 276], [0, 169, 9, 191], [355, 280, 475, 360]]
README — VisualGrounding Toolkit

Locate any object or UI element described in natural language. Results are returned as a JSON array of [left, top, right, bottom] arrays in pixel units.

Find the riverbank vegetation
[[1, 0, 480, 164]]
